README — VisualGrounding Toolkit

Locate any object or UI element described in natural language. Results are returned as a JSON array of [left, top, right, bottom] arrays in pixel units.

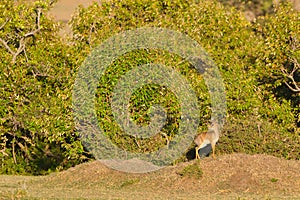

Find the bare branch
[[0, 18, 9, 30], [284, 81, 300, 92], [0, 38, 15, 55], [0, 19, 15, 56], [280, 35, 300, 92], [0, 8, 42, 64], [12, 136, 17, 164], [0, 37, 27, 64], [11, 38, 26, 64], [161, 132, 169, 148], [23, 46, 29, 62], [0, 148, 9, 157], [30, 64, 55, 79], [283, 58, 300, 92], [24, 8, 42, 38]]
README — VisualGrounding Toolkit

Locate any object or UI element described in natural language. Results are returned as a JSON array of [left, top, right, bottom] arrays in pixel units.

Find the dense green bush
[[0, 0, 90, 175], [70, 0, 299, 160], [0, 0, 299, 175]]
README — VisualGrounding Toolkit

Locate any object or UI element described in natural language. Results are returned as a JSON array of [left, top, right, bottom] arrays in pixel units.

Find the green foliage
[[94, 50, 209, 153], [0, 0, 90, 175], [270, 177, 278, 183], [254, 2, 300, 123], [178, 162, 203, 179], [120, 178, 140, 188], [0, 0, 299, 175], [70, 0, 299, 160]]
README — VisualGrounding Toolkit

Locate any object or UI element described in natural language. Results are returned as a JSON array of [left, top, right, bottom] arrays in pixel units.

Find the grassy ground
[[1, 153, 300, 199]]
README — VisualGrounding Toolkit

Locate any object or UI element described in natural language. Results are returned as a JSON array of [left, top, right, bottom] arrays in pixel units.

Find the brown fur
[[194, 122, 220, 159]]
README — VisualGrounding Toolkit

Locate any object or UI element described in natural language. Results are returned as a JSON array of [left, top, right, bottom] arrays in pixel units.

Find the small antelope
[[194, 121, 220, 159]]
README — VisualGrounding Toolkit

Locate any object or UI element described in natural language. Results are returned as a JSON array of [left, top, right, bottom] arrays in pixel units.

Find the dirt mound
[[36, 153, 299, 199], [2, 153, 299, 199]]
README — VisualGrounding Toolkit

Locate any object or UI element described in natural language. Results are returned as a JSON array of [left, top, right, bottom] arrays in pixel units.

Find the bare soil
[[47, 0, 101, 37], [48, 0, 100, 22], [1, 153, 300, 199]]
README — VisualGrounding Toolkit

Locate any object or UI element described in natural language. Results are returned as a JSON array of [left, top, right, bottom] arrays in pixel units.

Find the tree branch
[[0, 18, 9, 30], [0, 148, 9, 157], [0, 38, 15, 55], [12, 136, 17, 164], [283, 58, 300, 92], [24, 8, 42, 37], [0, 8, 42, 64], [30, 64, 55, 79]]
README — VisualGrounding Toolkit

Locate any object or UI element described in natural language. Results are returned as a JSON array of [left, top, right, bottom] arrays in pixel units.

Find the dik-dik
[[194, 121, 220, 159]]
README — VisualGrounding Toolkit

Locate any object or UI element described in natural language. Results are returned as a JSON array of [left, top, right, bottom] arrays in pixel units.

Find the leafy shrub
[[0, 0, 91, 175], [0, 0, 299, 175], [70, 0, 299, 160]]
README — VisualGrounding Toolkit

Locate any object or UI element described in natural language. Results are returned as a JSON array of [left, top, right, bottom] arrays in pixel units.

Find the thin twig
[[257, 122, 262, 137], [0, 8, 42, 64], [0, 148, 9, 157], [133, 136, 141, 148], [0, 38, 15, 55], [11, 38, 26, 64], [12, 136, 17, 164], [160, 132, 169, 149], [24, 47, 29, 62], [24, 8, 42, 37], [0, 18, 9, 30], [30, 65, 55, 79], [284, 81, 300, 92], [283, 58, 300, 92]]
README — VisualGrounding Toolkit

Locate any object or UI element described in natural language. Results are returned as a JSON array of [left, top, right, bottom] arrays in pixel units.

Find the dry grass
[[1, 153, 300, 199]]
